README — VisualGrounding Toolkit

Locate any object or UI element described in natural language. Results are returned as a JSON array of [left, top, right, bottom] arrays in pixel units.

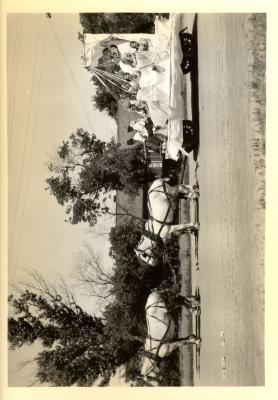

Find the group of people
[[127, 113, 167, 154], [93, 36, 168, 101], [91, 34, 183, 158]]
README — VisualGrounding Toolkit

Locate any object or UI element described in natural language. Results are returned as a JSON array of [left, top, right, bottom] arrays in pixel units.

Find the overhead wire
[[7, 15, 18, 114], [47, 18, 94, 132], [9, 16, 42, 277], [13, 16, 47, 277], [8, 15, 22, 155]]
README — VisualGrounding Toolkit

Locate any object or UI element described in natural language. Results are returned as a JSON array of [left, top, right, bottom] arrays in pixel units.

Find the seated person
[[110, 44, 120, 58], [127, 138, 138, 145], [97, 48, 120, 73], [133, 131, 147, 143], [118, 58, 136, 75], [124, 72, 139, 81], [127, 135, 162, 154], [122, 52, 137, 68], [152, 124, 168, 141], [127, 79, 140, 94], [123, 72, 140, 89], [125, 100, 148, 117], [129, 119, 149, 137], [98, 48, 113, 64], [130, 39, 151, 52]]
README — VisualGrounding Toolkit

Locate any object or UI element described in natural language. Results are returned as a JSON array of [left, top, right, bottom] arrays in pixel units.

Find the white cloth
[[84, 33, 154, 67], [133, 132, 146, 143], [84, 14, 186, 161], [118, 60, 136, 75], [145, 101, 171, 126], [132, 120, 148, 136]]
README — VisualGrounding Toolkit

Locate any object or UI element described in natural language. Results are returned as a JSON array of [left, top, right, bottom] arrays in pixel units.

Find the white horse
[[140, 290, 201, 386], [135, 178, 199, 267]]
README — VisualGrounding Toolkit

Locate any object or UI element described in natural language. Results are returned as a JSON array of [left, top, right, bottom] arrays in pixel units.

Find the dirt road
[[180, 13, 265, 386]]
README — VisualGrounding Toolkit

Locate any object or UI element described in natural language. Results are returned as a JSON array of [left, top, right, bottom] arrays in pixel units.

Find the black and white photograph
[[3, 2, 269, 391]]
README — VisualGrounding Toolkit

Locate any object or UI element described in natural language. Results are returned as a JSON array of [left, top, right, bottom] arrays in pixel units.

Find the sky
[[7, 13, 122, 386], [8, 13, 117, 309]]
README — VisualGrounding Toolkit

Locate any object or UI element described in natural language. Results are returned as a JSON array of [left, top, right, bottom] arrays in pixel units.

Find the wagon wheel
[[182, 120, 198, 152], [183, 120, 196, 136], [179, 31, 193, 54], [180, 57, 192, 74]]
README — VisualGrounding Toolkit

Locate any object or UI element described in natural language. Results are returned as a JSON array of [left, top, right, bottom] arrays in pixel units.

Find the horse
[[135, 178, 199, 267], [139, 289, 201, 386]]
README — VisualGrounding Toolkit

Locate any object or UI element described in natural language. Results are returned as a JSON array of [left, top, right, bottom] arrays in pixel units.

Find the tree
[[72, 242, 113, 307], [77, 32, 84, 44], [103, 221, 171, 356], [109, 220, 143, 261], [90, 61, 123, 120], [8, 271, 117, 386], [91, 85, 118, 119], [8, 270, 157, 386], [46, 128, 151, 226], [79, 13, 169, 35]]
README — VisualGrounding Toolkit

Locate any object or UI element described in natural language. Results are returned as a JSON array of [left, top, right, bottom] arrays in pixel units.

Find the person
[[109, 44, 120, 58], [128, 131, 162, 153], [133, 131, 147, 143], [130, 39, 151, 52], [97, 48, 114, 69], [118, 58, 137, 75], [125, 100, 148, 117], [101, 48, 113, 62], [152, 124, 168, 141], [127, 138, 136, 145], [128, 118, 165, 153], [129, 119, 149, 137], [121, 52, 137, 68]]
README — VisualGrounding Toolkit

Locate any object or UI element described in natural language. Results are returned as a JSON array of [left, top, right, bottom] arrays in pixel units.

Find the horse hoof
[[187, 335, 201, 347], [192, 222, 200, 231], [191, 298, 200, 308], [195, 338, 201, 348], [189, 306, 201, 314]]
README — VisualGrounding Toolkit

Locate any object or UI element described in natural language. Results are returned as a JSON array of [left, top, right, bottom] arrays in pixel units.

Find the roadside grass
[[248, 13, 266, 210]]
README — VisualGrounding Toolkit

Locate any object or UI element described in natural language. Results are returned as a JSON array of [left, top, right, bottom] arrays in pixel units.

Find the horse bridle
[[135, 181, 177, 264], [135, 233, 163, 265]]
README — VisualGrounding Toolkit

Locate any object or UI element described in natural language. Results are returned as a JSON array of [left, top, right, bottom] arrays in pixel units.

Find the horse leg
[[178, 184, 199, 200], [165, 222, 200, 238], [159, 335, 201, 357], [174, 295, 200, 313]]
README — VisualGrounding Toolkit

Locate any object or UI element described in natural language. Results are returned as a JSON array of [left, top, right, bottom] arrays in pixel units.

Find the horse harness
[[147, 181, 177, 236], [142, 298, 174, 383], [135, 181, 178, 263]]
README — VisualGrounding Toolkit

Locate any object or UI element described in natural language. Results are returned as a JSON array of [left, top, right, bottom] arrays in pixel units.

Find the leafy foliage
[[8, 274, 115, 386], [79, 13, 169, 35], [8, 221, 182, 386], [103, 221, 175, 364], [90, 63, 122, 120], [91, 87, 118, 119], [46, 128, 151, 226]]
